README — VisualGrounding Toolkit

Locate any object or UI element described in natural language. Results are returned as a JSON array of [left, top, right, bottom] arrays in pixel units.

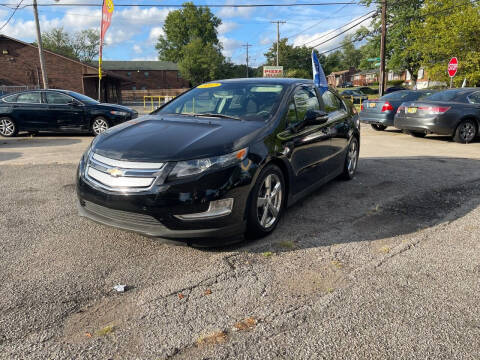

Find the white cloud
[[131, 56, 158, 61], [217, 0, 253, 18], [148, 27, 164, 44], [133, 44, 142, 54], [218, 21, 238, 35], [219, 35, 241, 58]]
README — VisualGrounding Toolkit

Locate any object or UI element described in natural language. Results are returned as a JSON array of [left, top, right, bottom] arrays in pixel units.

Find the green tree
[[358, 0, 425, 83], [40, 27, 100, 63], [409, 0, 480, 86], [339, 34, 362, 69], [156, 2, 222, 62], [264, 38, 312, 76], [178, 38, 224, 86], [41, 27, 76, 60], [72, 29, 100, 63]]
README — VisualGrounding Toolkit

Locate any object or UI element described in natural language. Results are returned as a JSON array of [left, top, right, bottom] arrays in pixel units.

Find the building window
[[418, 68, 424, 80], [127, 72, 131, 76], [132, 86, 136, 90], [144, 72, 149, 77], [177, 71, 181, 80], [141, 86, 146, 90]]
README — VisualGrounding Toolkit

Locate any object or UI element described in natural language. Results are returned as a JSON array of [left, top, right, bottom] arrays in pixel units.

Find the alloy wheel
[[347, 139, 358, 176], [0, 118, 15, 136], [256, 173, 283, 229], [459, 122, 476, 143], [92, 118, 108, 135]]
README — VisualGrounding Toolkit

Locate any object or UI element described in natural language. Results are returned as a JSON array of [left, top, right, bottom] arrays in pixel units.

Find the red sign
[[99, 0, 114, 79], [448, 57, 458, 77]]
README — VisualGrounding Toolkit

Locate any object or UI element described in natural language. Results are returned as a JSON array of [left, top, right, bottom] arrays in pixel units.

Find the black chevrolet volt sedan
[[0, 89, 138, 137], [76, 78, 360, 245]]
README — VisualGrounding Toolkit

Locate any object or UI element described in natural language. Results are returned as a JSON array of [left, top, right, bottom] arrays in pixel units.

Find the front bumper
[[76, 158, 257, 241]]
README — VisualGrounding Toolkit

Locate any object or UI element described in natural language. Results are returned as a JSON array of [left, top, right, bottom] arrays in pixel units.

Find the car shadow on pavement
[[0, 135, 84, 148], [0, 152, 22, 162], [225, 156, 480, 253]]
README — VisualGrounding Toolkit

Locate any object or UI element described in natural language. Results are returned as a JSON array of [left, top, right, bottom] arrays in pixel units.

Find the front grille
[[83, 200, 160, 226], [84, 152, 166, 192]]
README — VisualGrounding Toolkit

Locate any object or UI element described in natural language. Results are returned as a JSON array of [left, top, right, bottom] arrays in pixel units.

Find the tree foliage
[[156, 2, 222, 63], [408, 0, 480, 86], [40, 27, 100, 63]]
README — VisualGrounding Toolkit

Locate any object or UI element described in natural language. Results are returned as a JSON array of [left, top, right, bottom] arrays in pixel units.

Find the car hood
[[92, 114, 265, 162], [92, 103, 135, 113]]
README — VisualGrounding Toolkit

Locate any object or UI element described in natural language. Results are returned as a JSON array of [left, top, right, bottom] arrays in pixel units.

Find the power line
[[0, 2, 364, 8], [0, 0, 23, 31], [284, 0, 356, 39]]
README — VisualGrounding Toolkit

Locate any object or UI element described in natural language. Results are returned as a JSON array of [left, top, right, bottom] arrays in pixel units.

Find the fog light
[[174, 198, 234, 220]]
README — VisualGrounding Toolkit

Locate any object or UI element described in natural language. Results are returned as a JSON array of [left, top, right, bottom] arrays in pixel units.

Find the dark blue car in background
[[0, 89, 137, 137]]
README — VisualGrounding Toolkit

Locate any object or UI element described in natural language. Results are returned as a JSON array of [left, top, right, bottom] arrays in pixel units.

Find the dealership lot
[[1, 128, 480, 359]]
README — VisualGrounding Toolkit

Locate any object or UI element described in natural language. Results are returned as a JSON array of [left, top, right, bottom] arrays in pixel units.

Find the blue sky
[[0, 0, 374, 66]]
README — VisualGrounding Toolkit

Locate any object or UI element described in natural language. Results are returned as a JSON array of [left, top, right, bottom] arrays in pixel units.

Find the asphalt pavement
[[1, 127, 480, 359]]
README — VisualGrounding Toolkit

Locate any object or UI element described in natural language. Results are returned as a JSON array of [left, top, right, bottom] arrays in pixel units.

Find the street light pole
[[32, 0, 48, 89]]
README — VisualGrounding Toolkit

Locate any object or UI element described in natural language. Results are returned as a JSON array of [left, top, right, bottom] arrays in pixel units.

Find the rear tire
[[91, 117, 109, 136], [340, 137, 359, 180], [453, 119, 477, 144], [246, 164, 285, 238], [371, 124, 387, 131], [0, 117, 17, 137]]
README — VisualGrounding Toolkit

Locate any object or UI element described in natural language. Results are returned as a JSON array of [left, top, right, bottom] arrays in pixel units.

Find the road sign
[[263, 66, 283, 78], [448, 57, 458, 78], [367, 57, 381, 62]]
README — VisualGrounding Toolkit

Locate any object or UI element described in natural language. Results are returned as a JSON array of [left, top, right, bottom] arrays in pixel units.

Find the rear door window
[[1, 94, 18, 103], [467, 92, 480, 104], [46, 92, 72, 105], [322, 90, 343, 113], [293, 86, 320, 121], [16, 92, 42, 104]]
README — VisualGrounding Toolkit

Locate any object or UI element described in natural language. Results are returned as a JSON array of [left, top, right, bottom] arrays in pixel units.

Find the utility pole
[[270, 20, 286, 66], [379, 0, 387, 96], [33, 0, 48, 89], [242, 43, 252, 77]]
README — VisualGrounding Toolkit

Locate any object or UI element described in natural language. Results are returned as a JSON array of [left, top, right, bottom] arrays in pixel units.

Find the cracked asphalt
[[1, 128, 480, 359]]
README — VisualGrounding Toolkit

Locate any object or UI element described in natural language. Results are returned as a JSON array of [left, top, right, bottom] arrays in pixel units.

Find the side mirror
[[68, 100, 81, 107], [303, 109, 328, 126]]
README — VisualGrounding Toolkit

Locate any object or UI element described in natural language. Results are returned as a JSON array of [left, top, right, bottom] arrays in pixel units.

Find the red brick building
[[101, 61, 190, 90], [0, 34, 129, 103]]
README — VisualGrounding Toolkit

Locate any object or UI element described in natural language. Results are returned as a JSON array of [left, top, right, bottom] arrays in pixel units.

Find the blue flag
[[312, 50, 328, 94]]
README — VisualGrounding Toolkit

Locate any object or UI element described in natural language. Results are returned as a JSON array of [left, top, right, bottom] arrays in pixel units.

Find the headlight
[[168, 148, 248, 179], [110, 110, 128, 116]]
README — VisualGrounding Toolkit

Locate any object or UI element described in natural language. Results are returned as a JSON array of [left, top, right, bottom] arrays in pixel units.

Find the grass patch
[[276, 241, 296, 249], [234, 317, 256, 331], [196, 331, 227, 346], [95, 325, 114, 336], [261, 251, 273, 257]]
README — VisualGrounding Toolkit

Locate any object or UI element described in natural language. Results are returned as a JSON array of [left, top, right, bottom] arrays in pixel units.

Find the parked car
[[394, 88, 480, 143], [76, 78, 360, 245], [341, 89, 368, 104], [356, 86, 377, 95], [339, 81, 353, 88], [360, 90, 436, 130], [0, 89, 138, 137], [385, 86, 407, 94]]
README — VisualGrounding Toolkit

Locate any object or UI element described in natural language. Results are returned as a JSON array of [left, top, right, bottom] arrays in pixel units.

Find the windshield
[[424, 90, 459, 102], [157, 82, 285, 121], [67, 91, 99, 104]]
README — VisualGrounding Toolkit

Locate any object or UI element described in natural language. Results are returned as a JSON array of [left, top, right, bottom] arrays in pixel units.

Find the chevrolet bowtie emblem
[[107, 168, 124, 177]]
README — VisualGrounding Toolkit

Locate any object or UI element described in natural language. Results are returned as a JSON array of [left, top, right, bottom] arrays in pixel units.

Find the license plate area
[[407, 107, 417, 114], [368, 102, 376, 108]]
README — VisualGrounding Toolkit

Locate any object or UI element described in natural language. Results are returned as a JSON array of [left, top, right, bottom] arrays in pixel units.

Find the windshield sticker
[[198, 83, 222, 89]]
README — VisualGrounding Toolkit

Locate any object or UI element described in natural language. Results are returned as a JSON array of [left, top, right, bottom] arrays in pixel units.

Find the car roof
[[203, 78, 313, 86]]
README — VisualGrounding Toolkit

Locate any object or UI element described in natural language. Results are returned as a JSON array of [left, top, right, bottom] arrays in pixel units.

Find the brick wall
[[108, 69, 190, 90], [0, 37, 96, 92]]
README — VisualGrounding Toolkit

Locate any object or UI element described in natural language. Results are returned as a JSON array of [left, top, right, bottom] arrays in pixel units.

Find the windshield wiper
[[192, 113, 241, 120]]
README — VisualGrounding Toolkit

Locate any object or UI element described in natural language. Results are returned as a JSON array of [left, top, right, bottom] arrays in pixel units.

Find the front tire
[[91, 117, 109, 136], [247, 164, 285, 238], [371, 124, 387, 131], [340, 137, 359, 180], [453, 119, 477, 144], [0, 117, 18, 137]]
